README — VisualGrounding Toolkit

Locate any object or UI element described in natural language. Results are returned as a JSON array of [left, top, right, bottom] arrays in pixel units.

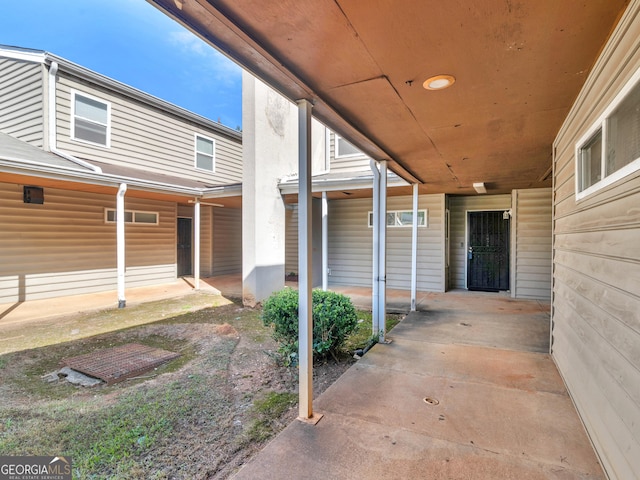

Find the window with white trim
[[195, 135, 216, 172], [368, 209, 427, 228], [105, 209, 158, 225], [72, 91, 110, 147], [576, 67, 640, 199], [336, 135, 362, 158]]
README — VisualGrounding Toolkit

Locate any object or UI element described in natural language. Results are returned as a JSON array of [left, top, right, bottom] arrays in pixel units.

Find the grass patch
[[0, 335, 238, 479], [3, 335, 196, 401], [244, 391, 297, 444], [344, 310, 404, 352]]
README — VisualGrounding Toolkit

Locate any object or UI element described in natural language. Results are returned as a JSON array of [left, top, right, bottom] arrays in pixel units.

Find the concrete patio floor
[[0, 275, 602, 478], [233, 292, 603, 479]]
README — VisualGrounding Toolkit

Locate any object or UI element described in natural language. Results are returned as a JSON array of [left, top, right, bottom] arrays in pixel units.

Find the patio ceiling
[[147, 0, 629, 195]]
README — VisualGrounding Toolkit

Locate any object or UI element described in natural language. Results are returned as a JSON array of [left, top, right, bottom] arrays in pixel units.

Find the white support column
[[322, 191, 328, 291], [378, 161, 387, 342], [194, 199, 201, 290], [297, 99, 316, 421], [116, 183, 127, 308], [370, 160, 380, 337], [411, 183, 419, 311]]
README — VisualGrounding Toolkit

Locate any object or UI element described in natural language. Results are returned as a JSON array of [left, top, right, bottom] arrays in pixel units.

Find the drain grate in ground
[[61, 343, 180, 385]]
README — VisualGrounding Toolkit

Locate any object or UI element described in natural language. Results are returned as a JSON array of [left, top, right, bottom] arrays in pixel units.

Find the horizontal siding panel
[[212, 207, 242, 275], [328, 132, 371, 173], [0, 58, 44, 146], [555, 229, 640, 261], [54, 74, 242, 185], [199, 206, 213, 277], [327, 194, 444, 292], [554, 263, 639, 334], [126, 265, 176, 288], [514, 189, 552, 300], [553, 323, 638, 480], [553, 304, 640, 459], [0, 182, 177, 303], [285, 206, 298, 274], [551, 5, 640, 477], [555, 193, 640, 233], [554, 249, 640, 296]]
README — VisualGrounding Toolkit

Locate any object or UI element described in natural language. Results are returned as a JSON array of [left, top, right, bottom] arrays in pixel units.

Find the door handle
[[468, 246, 473, 260]]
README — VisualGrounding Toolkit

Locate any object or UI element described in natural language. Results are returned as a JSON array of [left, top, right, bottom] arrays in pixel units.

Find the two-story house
[[0, 45, 243, 305]]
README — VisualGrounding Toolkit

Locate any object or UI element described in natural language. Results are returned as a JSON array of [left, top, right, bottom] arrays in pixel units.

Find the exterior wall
[[212, 207, 242, 275], [327, 194, 445, 291], [54, 72, 242, 185], [285, 205, 298, 275], [552, 2, 640, 478], [511, 188, 552, 300], [328, 132, 371, 173], [448, 194, 512, 290], [0, 58, 44, 147], [176, 204, 216, 277], [242, 72, 296, 305], [200, 205, 213, 277], [0, 182, 176, 303]]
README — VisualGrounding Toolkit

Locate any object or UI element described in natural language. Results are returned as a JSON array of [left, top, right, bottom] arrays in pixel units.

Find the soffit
[[148, 0, 629, 194]]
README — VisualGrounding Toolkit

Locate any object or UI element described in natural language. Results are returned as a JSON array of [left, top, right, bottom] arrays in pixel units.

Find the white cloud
[[168, 30, 241, 85]]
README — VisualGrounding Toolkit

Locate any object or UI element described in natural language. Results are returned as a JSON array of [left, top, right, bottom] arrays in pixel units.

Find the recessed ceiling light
[[423, 74, 456, 90]]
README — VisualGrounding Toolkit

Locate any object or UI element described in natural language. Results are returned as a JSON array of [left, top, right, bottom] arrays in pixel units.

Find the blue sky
[[0, 0, 243, 129]]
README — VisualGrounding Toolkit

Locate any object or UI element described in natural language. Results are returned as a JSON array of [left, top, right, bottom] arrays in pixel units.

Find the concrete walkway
[[233, 293, 604, 479], [0, 276, 602, 478]]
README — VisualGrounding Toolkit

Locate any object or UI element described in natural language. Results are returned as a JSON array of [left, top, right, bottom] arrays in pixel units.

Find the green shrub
[[262, 288, 358, 364]]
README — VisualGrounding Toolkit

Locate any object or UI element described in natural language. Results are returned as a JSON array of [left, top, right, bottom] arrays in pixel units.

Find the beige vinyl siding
[[54, 74, 242, 184], [212, 207, 242, 275], [512, 188, 552, 300], [328, 198, 372, 287], [0, 182, 176, 303], [200, 205, 213, 276], [285, 205, 298, 274], [551, 3, 640, 479], [328, 132, 371, 173], [0, 58, 44, 147], [448, 194, 512, 290], [327, 194, 445, 291]]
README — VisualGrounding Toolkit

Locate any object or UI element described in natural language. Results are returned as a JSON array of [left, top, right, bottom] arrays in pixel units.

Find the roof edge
[[0, 44, 242, 142]]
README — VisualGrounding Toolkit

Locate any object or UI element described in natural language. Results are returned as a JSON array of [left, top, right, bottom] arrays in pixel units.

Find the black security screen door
[[467, 211, 510, 292], [177, 217, 192, 277]]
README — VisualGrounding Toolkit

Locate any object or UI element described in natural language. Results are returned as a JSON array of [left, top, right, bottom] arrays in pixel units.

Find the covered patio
[[233, 291, 600, 479]]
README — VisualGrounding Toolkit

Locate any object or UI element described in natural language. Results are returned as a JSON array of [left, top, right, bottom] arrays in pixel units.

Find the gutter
[[116, 183, 127, 308], [278, 172, 408, 195], [43, 53, 241, 141], [48, 61, 103, 173], [0, 159, 202, 196]]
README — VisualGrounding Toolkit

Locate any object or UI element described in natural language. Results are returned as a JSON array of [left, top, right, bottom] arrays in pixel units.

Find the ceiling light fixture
[[473, 182, 487, 194], [423, 74, 456, 90]]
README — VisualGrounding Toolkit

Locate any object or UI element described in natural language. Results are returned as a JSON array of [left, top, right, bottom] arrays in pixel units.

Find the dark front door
[[467, 211, 509, 292], [177, 217, 192, 277]]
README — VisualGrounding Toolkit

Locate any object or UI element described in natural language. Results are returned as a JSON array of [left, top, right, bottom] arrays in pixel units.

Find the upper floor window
[[576, 67, 640, 199], [195, 134, 216, 172], [336, 135, 362, 158], [71, 91, 111, 147]]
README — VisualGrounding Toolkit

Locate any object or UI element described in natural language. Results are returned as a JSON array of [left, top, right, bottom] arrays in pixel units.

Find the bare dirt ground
[[0, 295, 357, 479]]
